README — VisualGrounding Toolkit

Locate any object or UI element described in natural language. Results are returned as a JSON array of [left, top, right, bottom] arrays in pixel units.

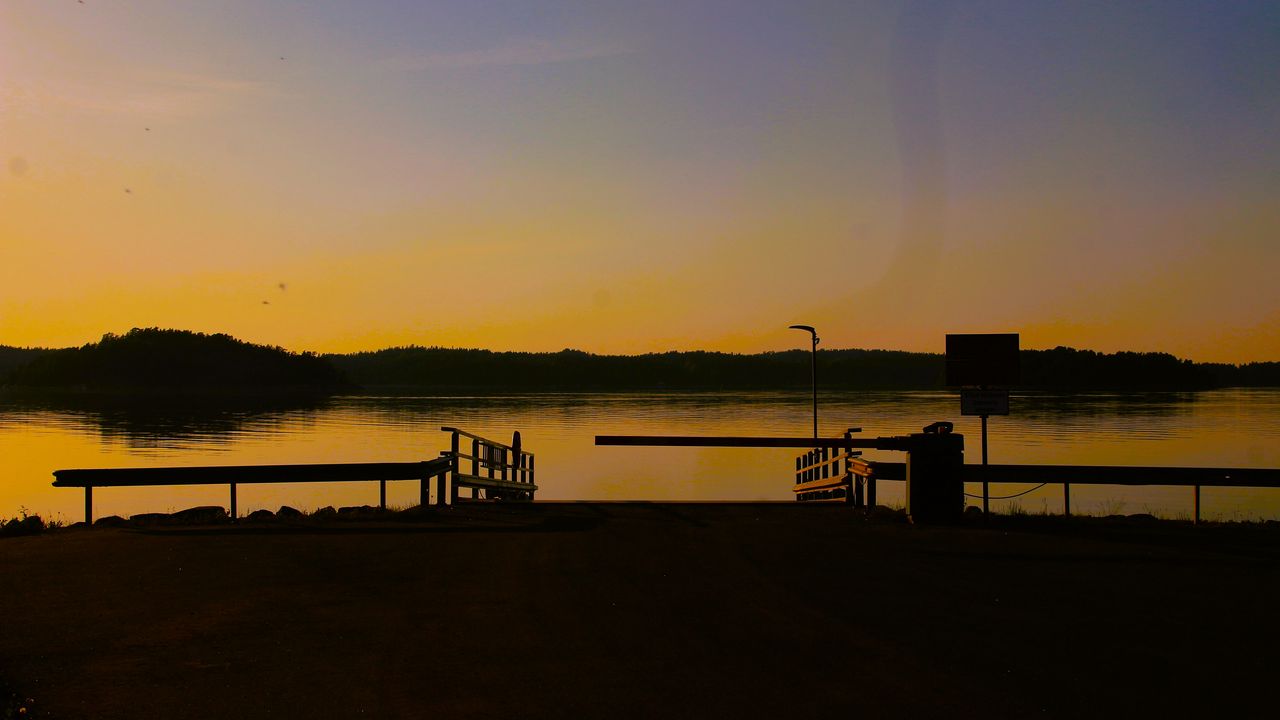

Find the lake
[[3, 389, 1280, 522]]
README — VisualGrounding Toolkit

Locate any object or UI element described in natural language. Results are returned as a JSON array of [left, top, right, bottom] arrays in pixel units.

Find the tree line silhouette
[[1, 329, 1277, 391], [328, 345, 1278, 390], [2, 328, 343, 391]]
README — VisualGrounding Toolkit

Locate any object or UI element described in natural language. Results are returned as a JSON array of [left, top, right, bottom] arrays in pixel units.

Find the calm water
[[3, 389, 1280, 522]]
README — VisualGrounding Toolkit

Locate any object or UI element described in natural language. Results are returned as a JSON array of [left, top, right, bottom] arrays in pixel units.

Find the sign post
[[946, 333, 1020, 514]]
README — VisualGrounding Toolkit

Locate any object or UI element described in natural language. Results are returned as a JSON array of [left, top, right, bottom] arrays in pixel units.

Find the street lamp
[[789, 324, 819, 438]]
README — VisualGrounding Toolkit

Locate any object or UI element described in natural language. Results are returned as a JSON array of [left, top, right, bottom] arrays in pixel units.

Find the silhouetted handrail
[[793, 429, 866, 505], [440, 426, 537, 503]]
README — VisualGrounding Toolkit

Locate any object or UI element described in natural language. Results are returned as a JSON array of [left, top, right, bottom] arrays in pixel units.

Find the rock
[[94, 515, 127, 527], [338, 505, 378, 516], [964, 506, 984, 517], [312, 506, 337, 519], [1126, 513, 1158, 522], [171, 506, 228, 524], [128, 512, 171, 526], [246, 509, 276, 522], [276, 506, 303, 519]]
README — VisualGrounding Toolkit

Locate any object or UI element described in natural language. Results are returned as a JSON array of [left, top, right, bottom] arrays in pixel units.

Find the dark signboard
[[945, 333, 1020, 387], [960, 389, 1010, 416]]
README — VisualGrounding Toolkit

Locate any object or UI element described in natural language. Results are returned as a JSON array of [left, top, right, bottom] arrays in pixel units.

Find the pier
[[52, 426, 536, 523]]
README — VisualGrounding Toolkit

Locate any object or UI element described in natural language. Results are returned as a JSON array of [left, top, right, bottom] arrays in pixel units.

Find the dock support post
[[1193, 484, 1201, 524], [867, 471, 876, 509], [981, 414, 990, 515], [85, 486, 93, 525], [380, 480, 387, 511], [230, 482, 237, 520], [436, 470, 446, 507], [1064, 482, 1071, 517]]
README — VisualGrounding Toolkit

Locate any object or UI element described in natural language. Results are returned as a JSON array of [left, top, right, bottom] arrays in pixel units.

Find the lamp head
[[789, 324, 819, 344]]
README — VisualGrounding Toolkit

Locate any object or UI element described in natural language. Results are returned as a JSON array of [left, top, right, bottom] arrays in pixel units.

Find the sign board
[[945, 333, 1020, 387], [961, 389, 1010, 416]]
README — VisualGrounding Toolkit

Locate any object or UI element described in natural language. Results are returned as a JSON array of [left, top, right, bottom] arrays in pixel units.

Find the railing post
[[436, 468, 446, 507], [844, 431, 855, 507], [451, 431, 461, 505], [85, 485, 93, 525], [867, 469, 876, 509], [1193, 484, 1201, 524], [380, 479, 387, 511], [529, 455, 536, 500], [471, 438, 479, 476], [1064, 482, 1071, 517], [230, 482, 237, 520]]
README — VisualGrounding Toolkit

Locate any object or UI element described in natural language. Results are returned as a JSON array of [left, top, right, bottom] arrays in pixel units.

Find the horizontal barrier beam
[[848, 461, 906, 481], [597, 435, 890, 449], [963, 464, 1280, 488], [843, 461, 1280, 489], [53, 458, 453, 488]]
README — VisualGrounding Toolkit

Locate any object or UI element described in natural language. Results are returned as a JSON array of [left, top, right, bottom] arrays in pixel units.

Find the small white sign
[[961, 389, 1010, 416]]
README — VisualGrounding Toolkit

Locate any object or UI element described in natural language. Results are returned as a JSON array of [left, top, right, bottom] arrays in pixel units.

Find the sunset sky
[[2, 1, 1277, 362]]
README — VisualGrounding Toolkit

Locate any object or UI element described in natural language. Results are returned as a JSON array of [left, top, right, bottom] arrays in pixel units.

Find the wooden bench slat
[[792, 477, 849, 493], [453, 473, 539, 492]]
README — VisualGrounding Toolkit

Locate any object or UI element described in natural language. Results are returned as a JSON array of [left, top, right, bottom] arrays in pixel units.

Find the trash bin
[[904, 422, 965, 523]]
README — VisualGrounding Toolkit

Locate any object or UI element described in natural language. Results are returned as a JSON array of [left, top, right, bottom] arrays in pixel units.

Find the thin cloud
[[385, 37, 635, 71], [18, 70, 276, 121]]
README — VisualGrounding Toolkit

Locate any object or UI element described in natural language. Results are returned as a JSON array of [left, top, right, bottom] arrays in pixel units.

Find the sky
[[1, 0, 1277, 362]]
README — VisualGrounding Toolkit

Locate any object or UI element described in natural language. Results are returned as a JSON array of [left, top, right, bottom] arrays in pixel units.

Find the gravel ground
[[1, 503, 1277, 719]]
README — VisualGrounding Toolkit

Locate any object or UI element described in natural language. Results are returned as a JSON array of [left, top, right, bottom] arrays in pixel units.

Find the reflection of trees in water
[[1, 392, 332, 450], [335, 392, 815, 428], [1012, 391, 1199, 421]]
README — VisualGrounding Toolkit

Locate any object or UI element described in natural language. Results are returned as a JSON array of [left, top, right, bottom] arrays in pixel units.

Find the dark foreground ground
[[2, 503, 1278, 719]]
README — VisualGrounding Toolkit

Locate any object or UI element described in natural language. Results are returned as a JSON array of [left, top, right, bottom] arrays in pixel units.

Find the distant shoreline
[[4, 328, 1279, 392]]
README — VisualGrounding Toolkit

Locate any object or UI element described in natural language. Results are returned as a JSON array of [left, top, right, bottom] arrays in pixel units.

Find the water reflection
[[2, 389, 1279, 521], [0, 392, 332, 451]]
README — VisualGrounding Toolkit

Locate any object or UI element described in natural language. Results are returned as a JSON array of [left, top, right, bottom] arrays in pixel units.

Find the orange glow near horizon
[[3, 2, 1278, 363]]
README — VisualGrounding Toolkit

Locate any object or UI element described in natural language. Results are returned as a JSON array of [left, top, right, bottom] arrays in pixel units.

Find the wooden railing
[[53, 426, 537, 523], [793, 429, 865, 505], [441, 426, 537, 503]]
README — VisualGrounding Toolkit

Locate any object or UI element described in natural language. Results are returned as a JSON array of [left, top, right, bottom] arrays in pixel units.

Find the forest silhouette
[[1, 328, 1277, 392]]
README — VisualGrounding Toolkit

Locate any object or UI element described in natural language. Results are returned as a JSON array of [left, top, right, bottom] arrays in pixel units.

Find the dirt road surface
[[2, 503, 1277, 718]]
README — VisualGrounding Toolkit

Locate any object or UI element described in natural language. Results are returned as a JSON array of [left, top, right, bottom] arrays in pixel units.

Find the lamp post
[[789, 325, 819, 438]]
